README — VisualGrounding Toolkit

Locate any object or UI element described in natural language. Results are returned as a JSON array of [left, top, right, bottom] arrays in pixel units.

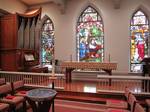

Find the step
[[56, 90, 126, 104], [56, 94, 106, 104]]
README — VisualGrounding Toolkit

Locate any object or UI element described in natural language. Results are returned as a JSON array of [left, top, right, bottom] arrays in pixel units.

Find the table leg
[[26, 98, 38, 112], [52, 100, 54, 112], [23, 100, 27, 112], [66, 68, 74, 83], [38, 101, 51, 112], [103, 69, 112, 86], [109, 71, 112, 86]]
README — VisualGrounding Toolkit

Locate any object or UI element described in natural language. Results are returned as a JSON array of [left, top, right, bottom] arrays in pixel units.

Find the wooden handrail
[[97, 75, 150, 80]]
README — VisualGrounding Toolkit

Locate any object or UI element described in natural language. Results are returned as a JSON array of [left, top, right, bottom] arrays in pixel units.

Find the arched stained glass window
[[41, 18, 54, 65], [76, 6, 104, 62], [130, 10, 149, 72]]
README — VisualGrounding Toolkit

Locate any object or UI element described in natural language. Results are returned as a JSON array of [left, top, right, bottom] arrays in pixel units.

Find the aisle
[[27, 99, 107, 112], [50, 99, 107, 112]]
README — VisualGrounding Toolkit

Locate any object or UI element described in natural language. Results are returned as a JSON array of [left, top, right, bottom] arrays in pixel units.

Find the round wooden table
[[26, 88, 57, 112]]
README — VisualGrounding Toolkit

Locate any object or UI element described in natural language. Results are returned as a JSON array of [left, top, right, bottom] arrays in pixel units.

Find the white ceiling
[[18, 0, 123, 14], [19, 0, 67, 13], [19, 0, 121, 8]]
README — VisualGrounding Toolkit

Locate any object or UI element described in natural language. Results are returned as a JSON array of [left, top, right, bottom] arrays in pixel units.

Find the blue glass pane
[[130, 10, 149, 72], [77, 6, 104, 62], [41, 19, 54, 64]]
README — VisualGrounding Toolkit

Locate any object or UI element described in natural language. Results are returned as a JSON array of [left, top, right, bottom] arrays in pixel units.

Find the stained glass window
[[76, 6, 104, 62], [41, 19, 54, 65], [130, 10, 149, 72]]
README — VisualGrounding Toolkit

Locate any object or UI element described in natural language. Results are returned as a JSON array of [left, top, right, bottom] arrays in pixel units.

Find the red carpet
[[28, 99, 107, 112], [49, 99, 107, 112]]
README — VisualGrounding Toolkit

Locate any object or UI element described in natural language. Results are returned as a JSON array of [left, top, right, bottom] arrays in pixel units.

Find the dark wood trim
[[0, 9, 10, 16], [16, 8, 41, 18]]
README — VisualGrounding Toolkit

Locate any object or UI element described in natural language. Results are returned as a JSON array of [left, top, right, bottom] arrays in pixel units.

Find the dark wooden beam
[[0, 9, 10, 16]]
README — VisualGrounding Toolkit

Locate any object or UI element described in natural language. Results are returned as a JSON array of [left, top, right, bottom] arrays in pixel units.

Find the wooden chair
[[128, 93, 137, 112], [124, 87, 131, 101], [106, 89, 137, 112], [106, 87, 130, 109], [145, 99, 150, 112], [11, 80, 28, 97], [134, 102, 145, 112], [0, 102, 10, 112], [0, 83, 26, 112], [11, 80, 32, 110], [0, 78, 6, 86]]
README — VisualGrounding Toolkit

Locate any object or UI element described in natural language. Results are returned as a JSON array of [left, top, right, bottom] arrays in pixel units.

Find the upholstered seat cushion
[[0, 103, 9, 111], [18, 91, 27, 94], [13, 81, 24, 90], [0, 95, 24, 105], [0, 78, 5, 86], [106, 99, 128, 109], [15, 90, 27, 97], [0, 83, 12, 94], [107, 108, 130, 112], [5, 95, 16, 99]]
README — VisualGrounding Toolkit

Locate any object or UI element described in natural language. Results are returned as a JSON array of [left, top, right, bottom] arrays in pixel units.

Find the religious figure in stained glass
[[77, 6, 104, 62], [130, 10, 149, 72], [41, 19, 54, 65]]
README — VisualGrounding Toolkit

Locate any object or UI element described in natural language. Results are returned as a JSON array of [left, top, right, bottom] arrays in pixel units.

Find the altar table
[[61, 61, 117, 85]]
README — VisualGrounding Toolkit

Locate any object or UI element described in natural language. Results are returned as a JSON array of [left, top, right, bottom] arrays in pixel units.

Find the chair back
[[128, 93, 137, 112], [0, 78, 6, 85], [134, 102, 145, 112], [124, 87, 131, 101], [12, 80, 24, 90], [0, 83, 12, 95]]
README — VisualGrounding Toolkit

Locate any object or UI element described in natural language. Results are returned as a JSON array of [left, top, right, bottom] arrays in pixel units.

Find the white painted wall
[[1, 0, 150, 73], [0, 0, 27, 13], [31, 0, 150, 73]]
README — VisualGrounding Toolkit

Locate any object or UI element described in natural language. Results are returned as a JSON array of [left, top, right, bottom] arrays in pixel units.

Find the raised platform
[[56, 90, 125, 104]]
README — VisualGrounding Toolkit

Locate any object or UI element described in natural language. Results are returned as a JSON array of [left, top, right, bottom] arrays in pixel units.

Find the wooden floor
[[64, 80, 98, 93], [27, 99, 107, 112], [25, 75, 150, 105], [27, 79, 149, 112], [53, 79, 143, 93]]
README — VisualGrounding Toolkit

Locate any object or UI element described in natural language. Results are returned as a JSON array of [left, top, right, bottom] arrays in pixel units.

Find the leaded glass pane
[[77, 6, 104, 62], [82, 13, 98, 22], [134, 11, 144, 16], [131, 64, 143, 73], [84, 7, 95, 13], [133, 16, 146, 25], [43, 22, 53, 31], [41, 19, 54, 65], [130, 10, 149, 72]]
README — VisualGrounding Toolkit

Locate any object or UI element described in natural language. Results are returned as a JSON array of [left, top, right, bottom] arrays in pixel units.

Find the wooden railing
[[0, 71, 65, 90], [97, 75, 150, 94], [1, 71, 150, 94]]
